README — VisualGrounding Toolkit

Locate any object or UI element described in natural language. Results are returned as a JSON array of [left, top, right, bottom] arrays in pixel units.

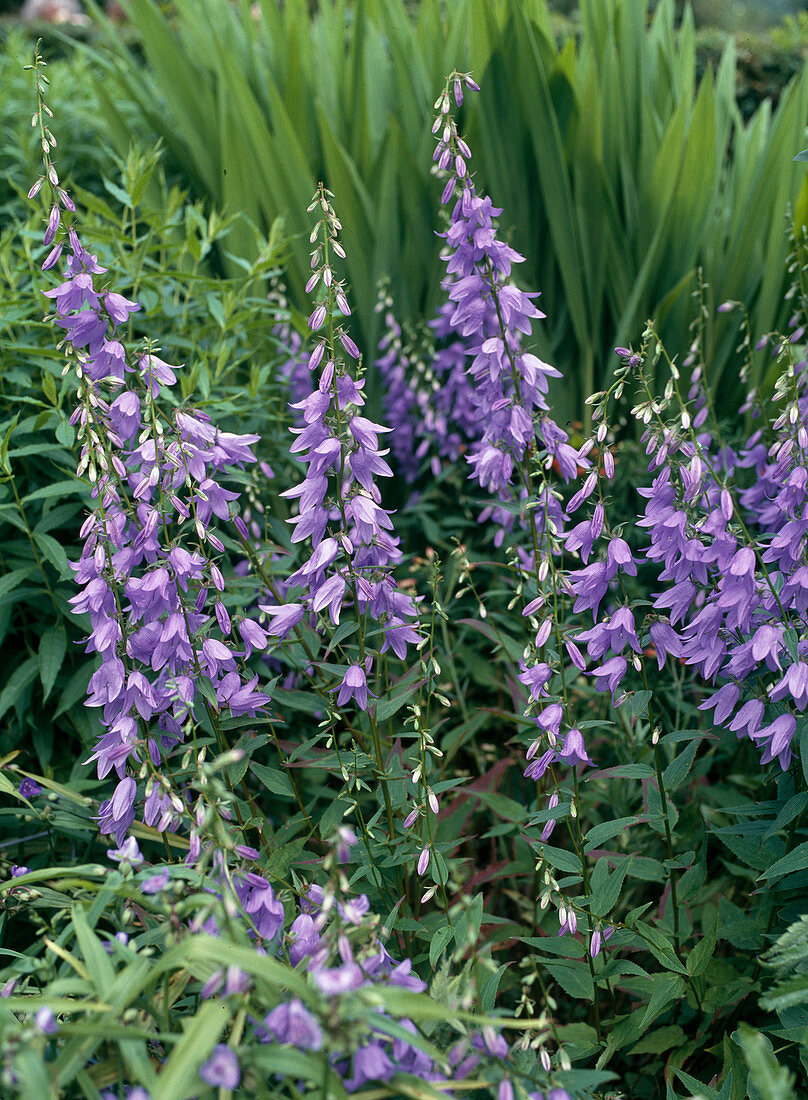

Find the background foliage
[[64, 0, 808, 418]]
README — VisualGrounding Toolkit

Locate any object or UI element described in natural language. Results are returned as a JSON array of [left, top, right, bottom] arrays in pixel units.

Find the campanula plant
[[0, 46, 580, 1100], [1, 36, 807, 1100]]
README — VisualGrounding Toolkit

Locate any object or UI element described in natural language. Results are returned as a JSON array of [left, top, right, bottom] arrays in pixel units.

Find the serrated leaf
[[585, 815, 645, 851], [629, 689, 652, 719], [662, 737, 700, 790], [590, 857, 631, 918], [631, 920, 689, 975], [195, 675, 218, 708], [207, 293, 226, 329], [375, 676, 423, 723], [265, 837, 306, 880], [674, 1069, 719, 1099], [641, 973, 686, 1030], [629, 1024, 686, 1055], [323, 618, 358, 657], [250, 760, 295, 799], [103, 175, 134, 207], [586, 763, 656, 781], [687, 915, 718, 977], [597, 1010, 645, 1067], [797, 717, 808, 789], [53, 664, 91, 719], [543, 959, 594, 1001], [55, 418, 75, 447], [479, 962, 509, 1014], [9, 1049, 52, 1094], [41, 370, 57, 405], [737, 1025, 798, 1100], [0, 415, 19, 474], [429, 923, 454, 969], [318, 798, 350, 837], [759, 973, 808, 1012], [470, 788, 527, 823], [538, 843, 583, 875], [759, 841, 808, 884]]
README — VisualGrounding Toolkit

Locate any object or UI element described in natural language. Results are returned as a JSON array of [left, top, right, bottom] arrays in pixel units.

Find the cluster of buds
[[431, 71, 480, 205]]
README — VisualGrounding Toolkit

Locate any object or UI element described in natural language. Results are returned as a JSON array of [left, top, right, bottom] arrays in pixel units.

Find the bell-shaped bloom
[[558, 728, 593, 768], [336, 664, 370, 710], [263, 999, 323, 1051]]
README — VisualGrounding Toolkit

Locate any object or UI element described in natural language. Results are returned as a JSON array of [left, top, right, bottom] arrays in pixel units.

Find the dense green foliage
[[73, 0, 808, 417], [0, 31, 291, 781]]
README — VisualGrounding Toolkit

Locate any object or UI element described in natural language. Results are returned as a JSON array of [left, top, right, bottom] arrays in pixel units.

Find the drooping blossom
[[260, 185, 421, 709]]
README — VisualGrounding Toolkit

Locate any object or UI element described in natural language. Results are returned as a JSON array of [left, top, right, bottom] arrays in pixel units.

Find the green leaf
[[195, 675, 218, 708], [543, 959, 594, 1001], [264, 837, 307, 880], [9, 1049, 52, 1094], [0, 770, 27, 803], [759, 841, 808, 885], [55, 418, 75, 447], [252, 1045, 346, 1095], [72, 904, 115, 994], [318, 798, 350, 837], [662, 737, 701, 790], [41, 370, 57, 405], [587, 763, 656, 781], [674, 1069, 719, 1100], [737, 1025, 798, 1100], [151, 1000, 232, 1100], [429, 923, 454, 969], [54, 664, 91, 719], [250, 760, 295, 799], [39, 624, 67, 702], [629, 919, 689, 975], [103, 175, 134, 207], [641, 973, 686, 1031], [33, 532, 72, 579], [0, 567, 38, 601], [797, 717, 808, 789], [687, 915, 718, 977], [323, 619, 358, 656], [23, 479, 86, 505], [521, 936, 586, 960], [585, 815, 644, 852], [628, 689, 652, 719], [759, 973, 808, 1013], [470, 788, 527, 823], [375, 676, 423, 723], [590, 857, 631, 918], [539, 843, 583, 875], [596, 1010, 645, 1066], [479, 962, 509, 1015], [0, 657, 38, 721], [629, 1024, 686, 1055], [207, 293, 226, 329], [0, 415, 19, 474]]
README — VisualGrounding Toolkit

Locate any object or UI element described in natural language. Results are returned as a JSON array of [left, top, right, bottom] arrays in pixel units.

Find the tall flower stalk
[[262, 185, 423, 876], [30, 45, 271, 855]]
